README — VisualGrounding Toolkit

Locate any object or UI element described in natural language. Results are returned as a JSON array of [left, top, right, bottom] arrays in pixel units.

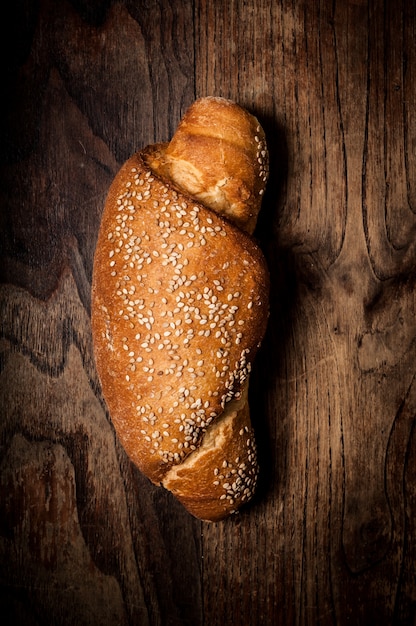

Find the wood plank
[[196, 0, 416, 624], [1, 0, 415, 624], [1, 2, 201, 625]]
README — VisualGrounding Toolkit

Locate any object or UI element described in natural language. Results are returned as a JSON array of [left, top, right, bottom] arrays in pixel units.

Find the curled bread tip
[[149, 97, 269, 234]]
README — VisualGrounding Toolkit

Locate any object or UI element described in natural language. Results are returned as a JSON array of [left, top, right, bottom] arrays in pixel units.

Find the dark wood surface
[[1, 1, 415, 624]]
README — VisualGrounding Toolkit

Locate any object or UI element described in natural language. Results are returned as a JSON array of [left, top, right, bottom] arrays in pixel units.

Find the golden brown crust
[[91, 98, 269, 521], [162, 385, 258, 521], [148, 97, 268, 234]]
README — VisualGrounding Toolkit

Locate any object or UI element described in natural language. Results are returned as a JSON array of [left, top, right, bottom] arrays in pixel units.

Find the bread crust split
[[92, 97, 269, 521]]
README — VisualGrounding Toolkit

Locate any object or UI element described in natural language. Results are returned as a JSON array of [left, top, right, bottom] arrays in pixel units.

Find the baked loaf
[[92, 97, 269, 521]]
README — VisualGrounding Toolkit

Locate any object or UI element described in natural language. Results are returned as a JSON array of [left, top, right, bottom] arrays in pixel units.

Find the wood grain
[[197, 4, 416, 625], [1, 0, 415, 624]]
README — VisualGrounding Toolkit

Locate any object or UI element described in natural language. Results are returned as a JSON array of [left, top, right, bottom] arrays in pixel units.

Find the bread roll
[[92, 97, 269, 521]]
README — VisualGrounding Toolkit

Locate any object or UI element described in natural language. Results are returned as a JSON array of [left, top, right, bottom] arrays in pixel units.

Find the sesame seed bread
[[92, 97, 269, 521]]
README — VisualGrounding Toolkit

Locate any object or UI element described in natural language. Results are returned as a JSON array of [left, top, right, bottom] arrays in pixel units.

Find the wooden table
[[1, 1, 415, 624]]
